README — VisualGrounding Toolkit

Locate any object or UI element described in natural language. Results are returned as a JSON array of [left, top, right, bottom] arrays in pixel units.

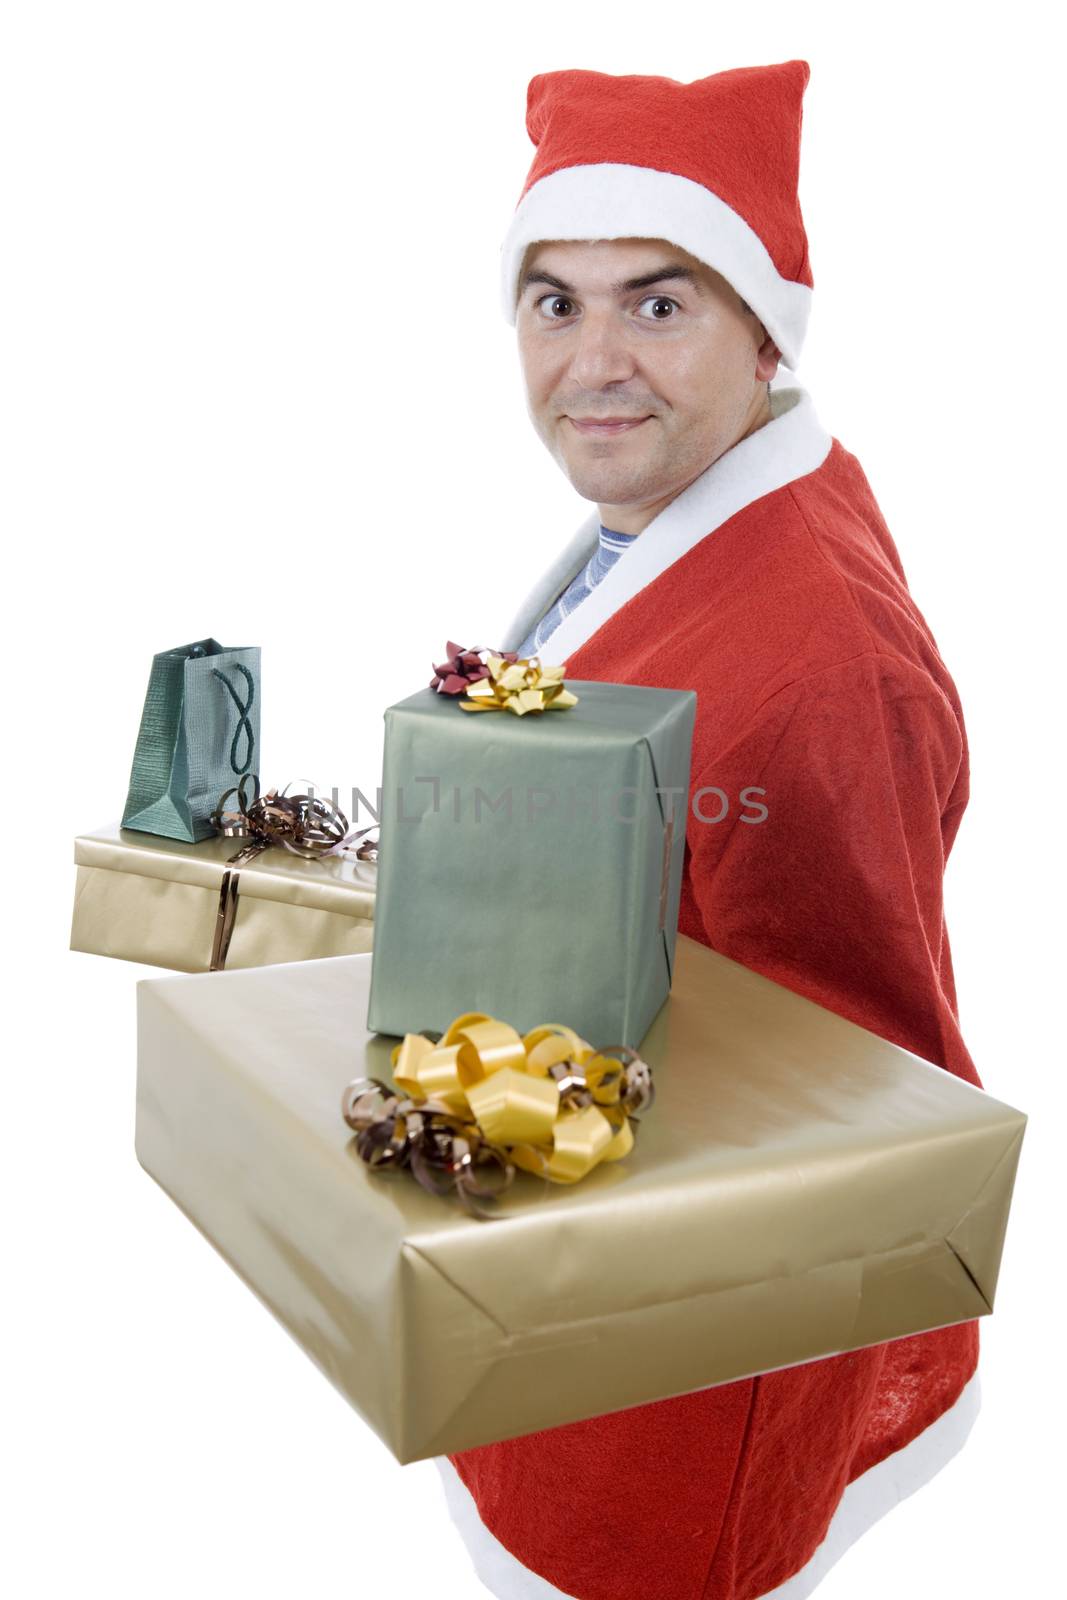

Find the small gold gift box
[[72, 822, 376, 972]]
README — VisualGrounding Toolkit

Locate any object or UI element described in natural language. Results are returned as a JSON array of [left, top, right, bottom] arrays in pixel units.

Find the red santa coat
[[438, 383, 982, 1600]]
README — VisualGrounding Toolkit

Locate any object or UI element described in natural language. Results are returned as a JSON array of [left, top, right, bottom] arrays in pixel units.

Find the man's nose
[[566, 308, 636, 390]]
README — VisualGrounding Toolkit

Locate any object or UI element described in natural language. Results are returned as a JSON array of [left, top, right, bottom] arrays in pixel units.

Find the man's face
[[515, 238, 780, 530]]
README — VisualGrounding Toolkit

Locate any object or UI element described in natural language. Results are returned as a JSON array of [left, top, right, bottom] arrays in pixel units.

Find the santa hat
[[499, 62, 814, 371]]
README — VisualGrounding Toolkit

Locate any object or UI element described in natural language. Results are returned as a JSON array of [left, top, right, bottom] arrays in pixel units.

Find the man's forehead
[[519, 238, 721, 295]]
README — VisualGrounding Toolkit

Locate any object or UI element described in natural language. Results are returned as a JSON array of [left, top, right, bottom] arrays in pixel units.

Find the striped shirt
[[515, 524, 638, 659]]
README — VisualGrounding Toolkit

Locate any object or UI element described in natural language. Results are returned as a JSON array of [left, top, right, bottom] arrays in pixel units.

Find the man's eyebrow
[[520, 264, 705, 297]]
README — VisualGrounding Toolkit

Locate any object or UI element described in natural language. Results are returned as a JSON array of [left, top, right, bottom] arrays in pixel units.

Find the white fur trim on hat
[[500, 162, 812, 371]]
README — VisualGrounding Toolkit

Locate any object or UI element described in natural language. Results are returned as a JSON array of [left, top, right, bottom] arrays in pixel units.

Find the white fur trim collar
[[499, 382, 832, 664]]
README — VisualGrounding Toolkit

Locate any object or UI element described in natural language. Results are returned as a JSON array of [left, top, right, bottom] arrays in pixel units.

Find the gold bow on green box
[[459, 654, 579, 715]]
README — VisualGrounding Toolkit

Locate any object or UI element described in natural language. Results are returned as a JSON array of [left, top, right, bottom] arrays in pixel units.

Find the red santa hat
[[499, 61, 814, 371]]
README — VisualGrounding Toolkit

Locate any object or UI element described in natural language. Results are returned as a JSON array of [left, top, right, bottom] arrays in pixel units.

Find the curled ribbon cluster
[[459, 653, 578, 716], [430, 640, 519, 696], [341, 1013, 654, 1219], [212, 774, 378, 864]]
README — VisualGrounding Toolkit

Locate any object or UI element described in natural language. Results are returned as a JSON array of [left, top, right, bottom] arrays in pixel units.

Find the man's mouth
[[566, 416, 651, 437]]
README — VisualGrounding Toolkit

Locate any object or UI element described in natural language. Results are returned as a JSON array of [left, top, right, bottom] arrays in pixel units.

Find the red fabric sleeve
[[684, 652, 981, 1087]]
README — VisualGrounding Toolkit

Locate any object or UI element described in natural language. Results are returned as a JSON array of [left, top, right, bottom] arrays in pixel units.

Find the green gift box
[[366, 680, 697, 1043]]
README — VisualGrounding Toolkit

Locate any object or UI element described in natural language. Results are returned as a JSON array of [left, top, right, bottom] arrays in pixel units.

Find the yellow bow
[[459, 654, 579, 716], [389, 1013, 651, 1184]]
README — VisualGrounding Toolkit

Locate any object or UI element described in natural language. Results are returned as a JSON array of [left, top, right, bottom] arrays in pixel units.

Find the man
[[434, 62, 982, 1600]]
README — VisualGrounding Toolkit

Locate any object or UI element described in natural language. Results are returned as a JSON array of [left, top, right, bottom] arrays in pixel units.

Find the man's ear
[[755, 332, 781, 384]]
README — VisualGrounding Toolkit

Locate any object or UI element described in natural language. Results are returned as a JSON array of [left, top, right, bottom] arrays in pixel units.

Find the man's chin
[[561, 468, 650, 505]]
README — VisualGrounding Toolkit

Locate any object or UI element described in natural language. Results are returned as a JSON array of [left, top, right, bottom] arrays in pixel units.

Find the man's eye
[[637, 295, 679, 320], [532, 293, 679, 320], [536, 294, 575, 319]]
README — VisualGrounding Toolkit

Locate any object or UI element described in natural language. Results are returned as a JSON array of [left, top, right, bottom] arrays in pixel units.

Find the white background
[[3, 3, 1060, 1596]]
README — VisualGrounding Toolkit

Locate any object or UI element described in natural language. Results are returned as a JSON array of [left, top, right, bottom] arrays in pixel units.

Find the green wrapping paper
[[366, 680, 697, 1042]]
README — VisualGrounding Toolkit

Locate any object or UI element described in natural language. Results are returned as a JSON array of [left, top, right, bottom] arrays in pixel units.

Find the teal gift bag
[[121, 638, 261, 843]]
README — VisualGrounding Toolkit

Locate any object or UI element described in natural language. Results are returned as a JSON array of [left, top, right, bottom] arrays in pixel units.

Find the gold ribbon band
[[207, 776, 378, 972], [658, 809, 675, 932]]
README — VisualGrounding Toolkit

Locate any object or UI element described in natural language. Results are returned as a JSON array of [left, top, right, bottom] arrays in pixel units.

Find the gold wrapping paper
[[135, 936, 1026, 1464], [71, 822, 375, 972]]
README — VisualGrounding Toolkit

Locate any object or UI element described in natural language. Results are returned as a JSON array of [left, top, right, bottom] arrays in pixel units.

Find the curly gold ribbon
[[459, 653, 579, 716], [207, 775, 378, 971], [342, 1014, 653, 1217], [212, 773, 377, 862]]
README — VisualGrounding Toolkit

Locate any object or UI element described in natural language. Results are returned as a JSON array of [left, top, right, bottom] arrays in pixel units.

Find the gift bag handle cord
[[211, 663, 256, 777]]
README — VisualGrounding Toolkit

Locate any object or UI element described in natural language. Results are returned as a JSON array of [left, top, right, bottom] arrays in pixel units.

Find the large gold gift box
[[135, 935, 1026, 1465], [72, 822, 376, 972]]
